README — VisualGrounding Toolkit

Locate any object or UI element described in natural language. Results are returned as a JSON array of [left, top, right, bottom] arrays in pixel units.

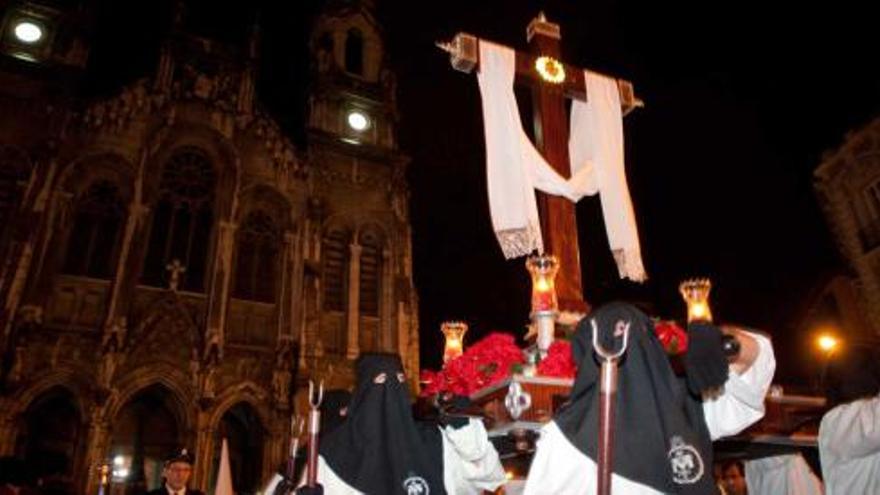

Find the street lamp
[[815, 330, 841, 392], [817, 334, 839, 353]]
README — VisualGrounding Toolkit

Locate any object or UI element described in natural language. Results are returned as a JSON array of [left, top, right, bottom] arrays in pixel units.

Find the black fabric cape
[[554, 302, 718, 494], [320, 353, 446, 495]]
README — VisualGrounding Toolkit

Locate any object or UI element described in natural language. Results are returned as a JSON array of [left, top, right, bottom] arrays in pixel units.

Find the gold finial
[[679, 278, 713, 323]]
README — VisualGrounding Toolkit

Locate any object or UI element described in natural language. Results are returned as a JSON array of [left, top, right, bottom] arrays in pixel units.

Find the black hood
[[555, 302, 717, 494], [320, 353, 446, 495]]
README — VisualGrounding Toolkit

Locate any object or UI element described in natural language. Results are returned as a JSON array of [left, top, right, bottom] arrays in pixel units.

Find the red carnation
[[537, 340, 577, 378], [654, 320, 688, 355]]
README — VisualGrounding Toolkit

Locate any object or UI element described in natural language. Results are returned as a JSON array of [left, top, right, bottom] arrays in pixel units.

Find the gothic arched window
[[344, 28, 363, 75], [233, 211, 279, 303], [142, 147, 216, 291], [322, 228, 350, 312], [62, 181, 125, 279], [358, 230, 382, 316], [19, 386, 81, 487]]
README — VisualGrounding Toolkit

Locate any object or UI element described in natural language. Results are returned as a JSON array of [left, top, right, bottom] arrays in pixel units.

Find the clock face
[[13, 20, 43, 44], [347, 110, 370, 131]]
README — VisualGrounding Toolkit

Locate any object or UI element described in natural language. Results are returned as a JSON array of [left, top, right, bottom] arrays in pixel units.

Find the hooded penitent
[[320, 353, 446, 495], [555, 302, 718, 494]]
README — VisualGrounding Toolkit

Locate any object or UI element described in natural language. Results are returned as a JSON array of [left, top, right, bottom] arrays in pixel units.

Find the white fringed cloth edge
[[476, 40, 647, 282]]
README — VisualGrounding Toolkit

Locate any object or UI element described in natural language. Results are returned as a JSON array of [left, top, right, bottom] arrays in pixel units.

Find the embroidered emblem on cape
[[402, 475, 430, 495], [668, 435, 704, 484]]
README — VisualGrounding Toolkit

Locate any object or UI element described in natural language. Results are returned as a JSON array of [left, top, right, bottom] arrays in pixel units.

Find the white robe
[[744, 454, 824, 495], [523, 331, 776, 495], [297, 418, 506, 494], [818, 393, 880, 495]]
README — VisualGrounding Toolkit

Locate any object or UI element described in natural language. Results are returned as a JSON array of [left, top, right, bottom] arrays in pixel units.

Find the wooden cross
[[166, 258, 187, 291], [438, 13, 643, 312]]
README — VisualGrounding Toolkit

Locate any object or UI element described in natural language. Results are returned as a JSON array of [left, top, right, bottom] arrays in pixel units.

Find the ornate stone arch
[[141, 141, 223, 291], [207, 381, 272, 432], [125, 295, 202, 371], [235, 182, 293, 230], [6, 368, 90, 422], [203, 383, 274, 492], [8, 379, 86, 492], [144, 124, 240, 219], [56, 151, 136, 202], [106, 364, 195, 434], [54, 155, 132, 281], [310, 9, 385, 83], [230, 183, 293, 304]]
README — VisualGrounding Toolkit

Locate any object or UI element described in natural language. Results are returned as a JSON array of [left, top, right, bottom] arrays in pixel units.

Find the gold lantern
[[679, 278, 713, 323], [526, 254, 560, 315], [441, 321, 468, 363]]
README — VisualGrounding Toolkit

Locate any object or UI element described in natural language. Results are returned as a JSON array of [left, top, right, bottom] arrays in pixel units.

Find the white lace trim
[[496, 223, 542, 259]]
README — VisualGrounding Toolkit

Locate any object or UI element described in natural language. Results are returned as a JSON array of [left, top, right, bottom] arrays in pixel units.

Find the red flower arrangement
[[536, 340, 576, 378], [420, 332, 524, 397], [420, 321, 690, 397]]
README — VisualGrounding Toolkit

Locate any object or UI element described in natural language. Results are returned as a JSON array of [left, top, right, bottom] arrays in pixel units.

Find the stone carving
[[165, 259, 186, 291], [204, 327, 223, 366], [97, 318, 128, 388]]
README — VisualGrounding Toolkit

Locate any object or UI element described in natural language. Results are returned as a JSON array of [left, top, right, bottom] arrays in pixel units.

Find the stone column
[[299, 272, 319, 371], [192, 410, 215, 491], [281, 231, 301, 342], [82, 404, 111, 495], [0, 155, 57, 339], [346, 242, 361, 359], [102, 203, 148, 329], [397, 301, 410, 369], [7, 188, 71, 338], [204, 220, 237, 355], [381, 247, 393, 351]]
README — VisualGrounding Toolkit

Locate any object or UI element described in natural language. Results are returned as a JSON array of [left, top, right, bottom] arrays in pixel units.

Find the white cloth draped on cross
[[476, 40, 646, 282]]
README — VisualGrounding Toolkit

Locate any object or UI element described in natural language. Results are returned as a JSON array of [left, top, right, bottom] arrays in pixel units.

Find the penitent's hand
[[684, 322, 729, 395], [720, 325, 760, 375]]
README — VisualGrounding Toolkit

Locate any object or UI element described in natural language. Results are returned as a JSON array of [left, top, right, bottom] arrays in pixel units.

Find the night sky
[[87, 0, 880, 384]]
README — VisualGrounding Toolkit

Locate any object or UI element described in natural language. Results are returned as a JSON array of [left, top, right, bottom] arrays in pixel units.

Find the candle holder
[[679, 278, 713, 323], [97, 461, 111, 495], [527, 254, 559, 353], [441, 321, 468, 363], [527, 254, 560, 314]]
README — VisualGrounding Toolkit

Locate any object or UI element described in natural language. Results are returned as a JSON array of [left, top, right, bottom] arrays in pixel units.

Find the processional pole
[[305, 379, 324, 489], [591, 319, 630, 495]]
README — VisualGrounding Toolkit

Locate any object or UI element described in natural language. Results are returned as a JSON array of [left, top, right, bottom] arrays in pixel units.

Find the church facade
[[814, 117, 880, 339], [0, 1, 419, 493]]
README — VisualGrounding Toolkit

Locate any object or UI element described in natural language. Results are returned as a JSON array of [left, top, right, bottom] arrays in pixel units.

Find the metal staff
[[286, 415, 305, 479], [306, 379, 324, 487], [591, 319, 630, 495]]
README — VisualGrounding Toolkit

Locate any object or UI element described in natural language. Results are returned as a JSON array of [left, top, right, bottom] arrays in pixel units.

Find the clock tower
[[302, 0, 419, 382]]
